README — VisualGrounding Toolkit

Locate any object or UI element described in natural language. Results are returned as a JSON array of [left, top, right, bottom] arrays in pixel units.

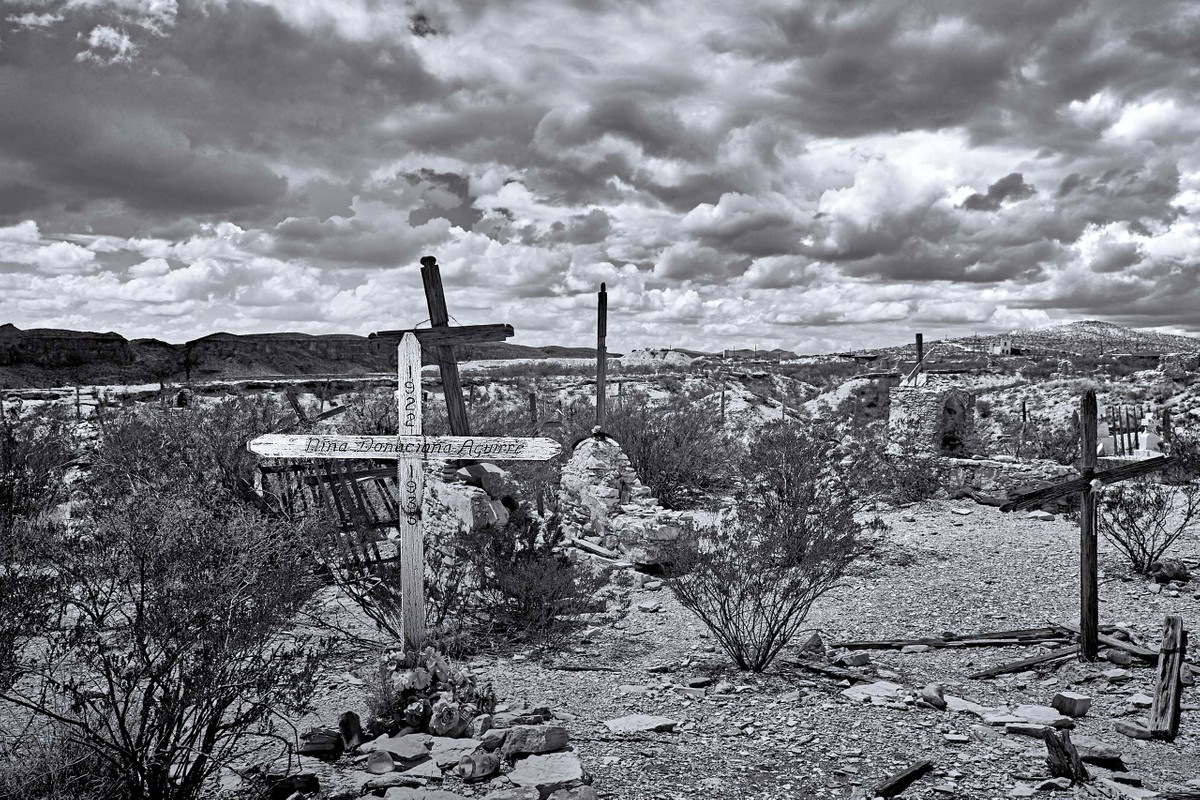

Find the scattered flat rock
[[834, 650, 871, 667], [429, 737, 483, 768], [501, 725, 570, 758], [481, 728, 509, 751], [637, 600, 662, 613], [364, 734, 433, 764], [507, 752, 592, 798], [604, 714, 677, 734], [945, 695, 993, 717], [547, 788, 600, 800], [841, 681, 904, 702], [480, 788, 541, 800], [1128, 693, 1153, 708], [1027, 510, 1055, 521], [921, 683, 947, 709], [1036, 777, 1072, 791], [1012, 705, 1074, 729], [399, 759, 443, 780], [384, 789, 467, 800]]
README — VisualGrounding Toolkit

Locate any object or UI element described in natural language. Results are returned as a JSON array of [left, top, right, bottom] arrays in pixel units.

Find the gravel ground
[[280, 498, 1199, 800]]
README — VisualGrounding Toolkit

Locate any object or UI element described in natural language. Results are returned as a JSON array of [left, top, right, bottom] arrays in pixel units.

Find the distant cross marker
[[1001, 389, 1174, 661], [249, 333, 560, 651]]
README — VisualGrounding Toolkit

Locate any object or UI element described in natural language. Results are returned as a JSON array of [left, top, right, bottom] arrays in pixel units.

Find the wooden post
[[596, 282, 607, 428], [1080, 390, 1099, 661], [1163, 408, 1171, 445], [720, 381, 726, 423], [1148, 615, 1187, 741], [396, 334, 426, 652], [1042, 728, 1088, 783], [75, 386, 81, 420], [915, 333, 924, 378], [528, 391, 538, 425], [419, 256, 471, 438]]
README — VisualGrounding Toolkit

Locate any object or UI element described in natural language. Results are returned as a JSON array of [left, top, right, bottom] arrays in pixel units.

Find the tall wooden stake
[[396, 334, 426, 651], [915, 333, 924, 377], [596, 282, 608, 428], [1080, 390, 1099, 661]]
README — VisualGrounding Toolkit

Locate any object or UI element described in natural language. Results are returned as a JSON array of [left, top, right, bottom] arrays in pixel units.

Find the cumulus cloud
[[2, 0, 1199, 349]]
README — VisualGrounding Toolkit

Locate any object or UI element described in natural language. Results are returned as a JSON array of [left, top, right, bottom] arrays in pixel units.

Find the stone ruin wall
[[557, 436, 695, 566]]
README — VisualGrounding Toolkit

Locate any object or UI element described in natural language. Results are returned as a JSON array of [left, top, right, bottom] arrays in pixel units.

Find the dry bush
[[846, 421, 941, 505], [1099, 479, 1200, 574], [603, 391, 736, 509], [664, 421, 863, 671], [0, 493, 323, 800]]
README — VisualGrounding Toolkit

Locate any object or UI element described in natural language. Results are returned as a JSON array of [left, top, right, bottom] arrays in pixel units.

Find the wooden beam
[[369, 324, 514, 347], [1148, 615, 1187, 741], [1080, 389, 1099, 661], [1042, 728, 1089, 784], [999, 456, 1174, 511], [872, 761, 933, 798], [1057, 621, 1159, 663], [969, 646, 1080, 680]]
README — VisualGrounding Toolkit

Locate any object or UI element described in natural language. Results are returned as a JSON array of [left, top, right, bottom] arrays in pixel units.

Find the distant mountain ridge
[[0, 324, 609, 388], [998, 320, 1200, 354]]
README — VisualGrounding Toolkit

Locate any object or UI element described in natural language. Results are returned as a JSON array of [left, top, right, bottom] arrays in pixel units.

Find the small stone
[[481, 728, 508, 751], [1012, 705, 1074, 729], [1181, 664, 1195, 687], [644, 580, 664, 591], [468, 714, 493, 738], [921, 683, 947, 709], [501, 725, 570, 758], [547, 789, 600, 800], [1010, 785, 1037, 797], [384, 790, 467, 800], [364, 734, 433, 764], [951, 507, 973, 516], [1146, 583, 1163, 595], [712, 681, 735, 695], [673, 686, 705, 700], [798, 632, 825, 656], [835, 650, 871, 667], [603, 714, 678, 734], [1051, 692, 1091, 717], [944, 733, 970, 744], [1114, 720, 1153, 740], [1128, 693, 1153, 708], [637, 599, 662, 613], [686, 676, 714, 688], [902, 644, 931, 654], [1104, 649, 1133, 666], [1102, 669, 1133, 683], [1027, 510, 1055, 521], [1036, 777, 1072, 791]]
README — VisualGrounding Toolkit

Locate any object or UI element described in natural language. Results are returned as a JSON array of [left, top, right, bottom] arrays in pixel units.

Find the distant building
[[988, 336, 1013, 356]]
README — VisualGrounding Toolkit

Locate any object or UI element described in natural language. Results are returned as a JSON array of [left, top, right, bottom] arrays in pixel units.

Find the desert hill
[[0, 324, 609, 388]]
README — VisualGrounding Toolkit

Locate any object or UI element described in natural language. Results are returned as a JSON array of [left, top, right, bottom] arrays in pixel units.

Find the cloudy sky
[[2, 0, 1199, 353]]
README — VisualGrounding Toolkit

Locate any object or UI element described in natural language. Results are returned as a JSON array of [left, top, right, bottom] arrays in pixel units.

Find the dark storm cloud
[[960, 173, 1037, 211], [0, 1, 440, 228]]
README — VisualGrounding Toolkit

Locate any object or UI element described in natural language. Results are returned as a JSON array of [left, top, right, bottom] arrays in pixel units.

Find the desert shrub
[[847, 421, 941, 505], [664, 421, 863, 671], [1031, 416, 1081, 465], [0, 721, 125, 800], [603, 391, 736, 509], [90, 395, 290, 502], [455, 505, 604, 645], [1098, 479, 1200, 573], [0, 492, 323, 800]]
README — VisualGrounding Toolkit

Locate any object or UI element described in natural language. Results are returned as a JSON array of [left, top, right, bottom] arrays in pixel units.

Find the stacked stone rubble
[[557, 435, 693, 566]]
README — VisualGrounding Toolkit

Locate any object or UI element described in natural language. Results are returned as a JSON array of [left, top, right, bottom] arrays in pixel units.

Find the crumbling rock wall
[[941, 456, 1074, 500], [558, 436, 693, 566]]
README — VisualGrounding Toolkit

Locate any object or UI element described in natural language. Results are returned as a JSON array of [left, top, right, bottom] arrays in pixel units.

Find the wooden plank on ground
[[1057, 622, 1158, 662], [969, 646, 1080, 680], [872, 761, 933, 798], [787, 658, 874, 684]]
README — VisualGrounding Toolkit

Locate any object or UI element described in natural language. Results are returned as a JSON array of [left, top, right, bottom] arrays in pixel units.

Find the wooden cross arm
[[248, 433, 561, 461], [999, 456, 1175, 512], [368, 324, 514, 347]]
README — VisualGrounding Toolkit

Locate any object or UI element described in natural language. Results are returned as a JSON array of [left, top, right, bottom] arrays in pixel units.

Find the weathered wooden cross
[[248, 333, 561, 652], [596, 282, 608, 428], [1001, 389, 1174, 660]]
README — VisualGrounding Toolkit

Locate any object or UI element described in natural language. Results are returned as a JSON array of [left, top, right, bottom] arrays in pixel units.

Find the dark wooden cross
[[249, 334, 560, 652], [1001, 389, 1174, 660], [596, 282, 608, 428]]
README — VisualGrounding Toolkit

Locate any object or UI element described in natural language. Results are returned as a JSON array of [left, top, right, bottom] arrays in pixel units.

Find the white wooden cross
[[248, 333, 561, 652]]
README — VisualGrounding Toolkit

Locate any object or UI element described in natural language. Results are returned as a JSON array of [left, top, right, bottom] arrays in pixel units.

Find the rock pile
[[558, 434, 695, 566]]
